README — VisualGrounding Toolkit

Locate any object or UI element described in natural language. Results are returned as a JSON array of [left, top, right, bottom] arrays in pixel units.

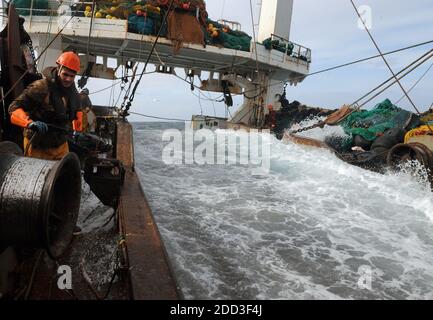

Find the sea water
[[132, 121, 433, 300]]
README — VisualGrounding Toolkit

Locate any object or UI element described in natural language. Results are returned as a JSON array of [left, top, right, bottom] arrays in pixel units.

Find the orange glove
[[72, 111, 83, 132], [10, 108, 32, 128]]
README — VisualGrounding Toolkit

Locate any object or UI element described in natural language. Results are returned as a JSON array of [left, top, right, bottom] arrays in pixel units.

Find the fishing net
[[12, 0, 251, 50], [167, 11, 205, 54], [340, 99, 419, 142], [262, 37, 294, 55], [128, 14, 156, 35], [205, 19, 251, 52], [12, 0, 50, 16], [216, 31, 251, 51]]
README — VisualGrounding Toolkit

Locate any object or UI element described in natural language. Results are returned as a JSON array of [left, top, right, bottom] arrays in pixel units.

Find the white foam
[[133, 123, 433, 300]]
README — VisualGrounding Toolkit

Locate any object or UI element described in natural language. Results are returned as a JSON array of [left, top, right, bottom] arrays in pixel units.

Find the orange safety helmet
[[56, 51, 81, 73]]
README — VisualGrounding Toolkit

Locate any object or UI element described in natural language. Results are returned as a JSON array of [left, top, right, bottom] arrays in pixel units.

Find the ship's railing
[[7, 2, 311, 72], [217, 19, 242, 31], [268, 33, 312, 64], [12, 1, 96, 20]]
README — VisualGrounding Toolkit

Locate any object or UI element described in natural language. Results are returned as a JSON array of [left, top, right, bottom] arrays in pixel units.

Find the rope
[[238, 38, 433, 97], [350, 0, 420, 114], [154, 47, 166, 66], [89, 80, 123, 95], [173, 73, 224, 101], [86, 0, 96, 58], [23, 250, 44, 300], [120, 63, 139, 109], [108, 79, 115, 107], [290, 49, 433, 135], [357, 51, 433, 108], [249, 0, 260, 77], [0, 8, 78, 105], [248, 0, 263, 126], [87, 71, 157, 97], [80, 246, 120, 300], [227, 106, 233, 119], [220, 0, 226, 19], [294, 51, 433, 135], [129, 111, 190, 122], [306, 41, 433, 79], [230, 102, 257, 124], [121, 0, 175, 114], [284, 1, 433, 138], [24, 131, 37, 156], [191, 89, 203, 115], [40, 7, 55, 71], [202, 90, 217, 116], [244, 88, 265, 100], [353, 48, 433, 108], [395, 61, 433, 104], [113, 85, 125, 108]]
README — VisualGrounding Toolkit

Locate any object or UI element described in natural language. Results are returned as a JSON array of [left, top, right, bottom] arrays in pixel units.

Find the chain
[[22, 29, 38, 74], [26, 38, 37, 67], [288, 121, 325, 134]]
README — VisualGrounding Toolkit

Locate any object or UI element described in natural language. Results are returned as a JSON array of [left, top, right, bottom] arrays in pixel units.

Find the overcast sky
[[85, 0, 433, 121]]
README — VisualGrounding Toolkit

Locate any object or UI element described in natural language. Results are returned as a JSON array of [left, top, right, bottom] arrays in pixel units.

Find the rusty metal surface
[[116, 121, 134, 168], [282, 132, 329, 149], [387, 142, 433, 169], [116, 121, 181, 300], [119, 170, 181, 300]]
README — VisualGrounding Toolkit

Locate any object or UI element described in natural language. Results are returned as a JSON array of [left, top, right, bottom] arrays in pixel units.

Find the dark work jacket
[[265, 110, 277, 128], [9, 67, 80, 149]]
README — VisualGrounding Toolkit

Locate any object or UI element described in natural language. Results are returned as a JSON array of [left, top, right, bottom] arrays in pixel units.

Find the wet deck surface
[[16, 183, 130, 300], [9, 121, 180, 300]]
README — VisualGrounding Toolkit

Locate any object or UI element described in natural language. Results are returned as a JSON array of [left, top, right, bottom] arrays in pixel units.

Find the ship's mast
[[230, 0, 302, 125], [258, 0, 294, 43]]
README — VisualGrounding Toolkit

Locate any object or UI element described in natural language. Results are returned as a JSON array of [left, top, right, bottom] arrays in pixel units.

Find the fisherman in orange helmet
[[9, 51, 84, 160]]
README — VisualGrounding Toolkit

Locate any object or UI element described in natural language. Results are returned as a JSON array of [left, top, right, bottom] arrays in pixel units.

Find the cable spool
[[0, 142, 81, 258], [386, 142, 433, 171]]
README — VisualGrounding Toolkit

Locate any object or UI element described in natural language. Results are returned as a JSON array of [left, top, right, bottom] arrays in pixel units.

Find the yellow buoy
[[85, 6, 92, 11], [95, 12, 102, 18]]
